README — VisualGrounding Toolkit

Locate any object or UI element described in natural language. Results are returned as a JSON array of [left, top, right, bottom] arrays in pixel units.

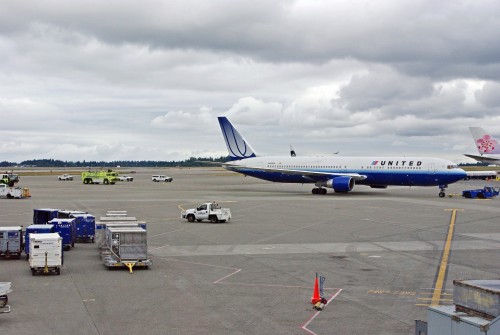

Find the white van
[[151, 175, 173, 182]]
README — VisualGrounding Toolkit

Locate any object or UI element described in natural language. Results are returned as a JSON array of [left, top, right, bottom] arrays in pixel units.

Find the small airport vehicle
[[152, 175, 173, 182], [82, 169, 118, 185], [0, 173, 19, 187], [462, 186, 500, 199], [117, 175, 134, 181], [0, 282, 12, 314], [0, 226, 23, 259], [0, 184, 23, 199], [29, 233, 63, 276], [181, 202, 231, 223], [58, 174, 73, 181]]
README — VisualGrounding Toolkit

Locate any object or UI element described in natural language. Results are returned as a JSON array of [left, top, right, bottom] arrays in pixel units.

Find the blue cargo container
[[33, 208, 60, 225], [0, 226, 23, 259], [48, 219, 76, 251], [58, 210, 87, 219], [25, 224, 55, 257], [70, 214, 95, 243]]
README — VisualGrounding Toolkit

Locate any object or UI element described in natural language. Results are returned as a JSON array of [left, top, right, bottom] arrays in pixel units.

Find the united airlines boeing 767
[[218, 117, 466, 197]]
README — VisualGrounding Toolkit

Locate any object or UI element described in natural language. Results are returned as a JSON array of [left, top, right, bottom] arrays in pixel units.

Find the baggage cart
[[0, 282, 12, 314], [70, 214, 95, 243], [29, 233, 63, 276], [100, 226, 152, 273], [25, 224, 54, 258], [0, 226, 23, 259], [95, 221, 147, 249], [48, 219, 76, 251], [33, 208, 59, 224], [57, 210, 87, 219]]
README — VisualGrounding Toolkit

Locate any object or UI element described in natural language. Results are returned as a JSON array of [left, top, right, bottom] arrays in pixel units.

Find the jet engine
[[326, 176, 355, 192]]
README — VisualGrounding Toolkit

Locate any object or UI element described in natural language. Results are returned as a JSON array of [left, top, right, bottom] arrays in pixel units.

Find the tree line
[[0, 156, 229, 168]]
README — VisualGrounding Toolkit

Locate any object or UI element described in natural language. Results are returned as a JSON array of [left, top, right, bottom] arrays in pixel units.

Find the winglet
[[218, 117, 257, 160], [469, 127, 500, 154]]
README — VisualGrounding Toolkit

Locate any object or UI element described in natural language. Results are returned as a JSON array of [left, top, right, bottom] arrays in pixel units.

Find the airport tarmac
[[1, 168, 499, 334]]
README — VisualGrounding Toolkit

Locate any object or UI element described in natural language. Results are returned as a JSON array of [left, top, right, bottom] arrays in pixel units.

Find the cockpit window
[[447, 165, 458, 169]]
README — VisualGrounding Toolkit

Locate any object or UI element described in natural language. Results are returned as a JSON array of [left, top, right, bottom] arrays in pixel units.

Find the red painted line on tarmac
[[301, 289, 343, 335]]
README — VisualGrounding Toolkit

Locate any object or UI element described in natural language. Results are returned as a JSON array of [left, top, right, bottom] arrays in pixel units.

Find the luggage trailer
[[0, 226, 23, 259], [100, 226, 152, 273]]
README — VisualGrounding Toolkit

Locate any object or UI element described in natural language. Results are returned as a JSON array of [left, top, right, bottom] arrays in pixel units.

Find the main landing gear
[[312, 187, 327, 195], [438, 184, 448, 198]]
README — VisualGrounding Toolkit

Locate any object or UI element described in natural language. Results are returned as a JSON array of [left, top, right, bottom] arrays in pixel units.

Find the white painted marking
[[301, 289, 343, 335]]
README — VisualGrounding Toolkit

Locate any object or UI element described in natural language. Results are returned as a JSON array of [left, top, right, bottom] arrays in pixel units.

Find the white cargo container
[[29, 233, 63, 276], [0, 282, 12, 314]]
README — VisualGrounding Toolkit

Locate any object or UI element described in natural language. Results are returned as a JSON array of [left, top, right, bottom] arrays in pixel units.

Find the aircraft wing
[[463, 154, 500, 164], [222, 163, 367, 182]]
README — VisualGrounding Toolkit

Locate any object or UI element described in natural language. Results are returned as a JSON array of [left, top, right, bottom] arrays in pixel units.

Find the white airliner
[[464, 127, 500, 165], [218, 117, 467, 197]]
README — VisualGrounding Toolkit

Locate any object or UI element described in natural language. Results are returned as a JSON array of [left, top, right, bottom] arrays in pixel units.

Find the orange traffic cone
[[311, 275, 321, 304]]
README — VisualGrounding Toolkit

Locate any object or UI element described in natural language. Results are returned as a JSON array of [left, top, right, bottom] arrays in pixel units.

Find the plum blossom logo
[[476, 135, 497, 154]]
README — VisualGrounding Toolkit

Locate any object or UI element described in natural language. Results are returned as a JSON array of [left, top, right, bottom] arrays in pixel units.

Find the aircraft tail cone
[[311, 276, 321, 304]]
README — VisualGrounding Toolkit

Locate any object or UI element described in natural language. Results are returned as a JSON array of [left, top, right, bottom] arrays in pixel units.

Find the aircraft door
[[428, 163, 436, 174]]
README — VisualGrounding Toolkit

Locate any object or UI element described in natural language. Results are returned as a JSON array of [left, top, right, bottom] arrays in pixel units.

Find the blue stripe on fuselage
[[227, 168, 466, 186]]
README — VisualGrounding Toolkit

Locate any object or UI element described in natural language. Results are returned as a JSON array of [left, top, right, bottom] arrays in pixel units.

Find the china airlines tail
[[470, 127, 500, 154]]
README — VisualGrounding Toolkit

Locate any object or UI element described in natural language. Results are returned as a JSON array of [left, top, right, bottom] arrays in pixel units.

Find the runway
[[0, 168, 499, 334]]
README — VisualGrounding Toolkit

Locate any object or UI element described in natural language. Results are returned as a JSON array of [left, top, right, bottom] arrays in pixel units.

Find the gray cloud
[[1, 0, 500, 162]]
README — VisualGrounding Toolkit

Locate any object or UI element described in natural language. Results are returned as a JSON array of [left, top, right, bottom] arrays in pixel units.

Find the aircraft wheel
[[439, 191, 445, 198], [312, 188, 318, 194], [321, 188, 327, 194]]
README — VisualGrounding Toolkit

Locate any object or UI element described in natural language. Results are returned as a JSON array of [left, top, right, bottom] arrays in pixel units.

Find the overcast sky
[[2, 0, 500, 163]]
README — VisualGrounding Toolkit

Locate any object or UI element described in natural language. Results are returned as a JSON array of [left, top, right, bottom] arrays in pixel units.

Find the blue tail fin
[[218, 117, 257, 160]]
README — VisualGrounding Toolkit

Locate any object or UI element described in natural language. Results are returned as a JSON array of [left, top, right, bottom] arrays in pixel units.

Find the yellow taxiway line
[[431, 209, 459, 305]]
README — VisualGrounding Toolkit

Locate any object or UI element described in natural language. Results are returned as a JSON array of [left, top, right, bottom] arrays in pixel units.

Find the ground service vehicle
[[82, 170, 118, 184], [0, 282, 12, 314], [462, 186, 500, 199], [152, 175, 173, 182], [181, 202, 231, 223], [117, 175, 134, 181], [0, 173, 19, 187], [0, 184, 23, 199], [58, 174, 73, 181]]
